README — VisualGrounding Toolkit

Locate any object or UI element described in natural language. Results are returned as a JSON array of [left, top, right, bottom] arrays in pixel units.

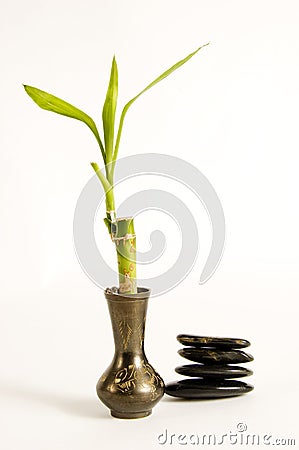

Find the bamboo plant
[[24, 44, 208, 294]]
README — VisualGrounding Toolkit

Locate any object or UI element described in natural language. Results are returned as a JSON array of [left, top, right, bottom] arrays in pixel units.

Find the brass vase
[[96, 287, 165, 419]]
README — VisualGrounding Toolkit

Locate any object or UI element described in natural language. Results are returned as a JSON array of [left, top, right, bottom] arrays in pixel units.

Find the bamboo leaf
[[112, 43, 209, 171], [102, 57, 118, 171], [90, 162, 112, 193], [103, 217, 112, 234], [91, 162, 115, 235], [23, 85, 106, 162]]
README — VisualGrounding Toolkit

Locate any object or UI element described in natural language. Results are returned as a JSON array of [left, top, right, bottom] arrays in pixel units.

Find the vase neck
[[107, 297, 148, 354]]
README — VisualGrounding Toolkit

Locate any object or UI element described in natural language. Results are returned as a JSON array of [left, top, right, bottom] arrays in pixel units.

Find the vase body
[[96, 287, 165, 419]]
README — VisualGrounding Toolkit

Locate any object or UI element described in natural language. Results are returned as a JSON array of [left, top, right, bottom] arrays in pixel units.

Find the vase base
[[110, 409, 152, 419]]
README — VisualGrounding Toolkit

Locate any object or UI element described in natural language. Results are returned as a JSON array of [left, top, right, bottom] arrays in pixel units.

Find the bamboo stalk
[[112, 217, 137, 294], [24, 46, 208, 295]]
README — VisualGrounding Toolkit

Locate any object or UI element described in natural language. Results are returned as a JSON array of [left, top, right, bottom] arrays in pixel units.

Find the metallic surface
[[96, 288, 165, 419]]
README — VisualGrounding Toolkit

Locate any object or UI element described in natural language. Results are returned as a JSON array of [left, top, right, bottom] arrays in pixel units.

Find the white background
[[1, 0, 299, 449]]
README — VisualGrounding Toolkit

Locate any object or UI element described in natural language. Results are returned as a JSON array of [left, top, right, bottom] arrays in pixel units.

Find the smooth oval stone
[[165, 379, 253, 399], [175, 364, 253, 378], [178, 348, 254, 364], [177, 334, 250, 349]]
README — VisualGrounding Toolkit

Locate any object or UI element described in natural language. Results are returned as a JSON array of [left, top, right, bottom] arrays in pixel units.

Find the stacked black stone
[[165, 334, 254, 399]]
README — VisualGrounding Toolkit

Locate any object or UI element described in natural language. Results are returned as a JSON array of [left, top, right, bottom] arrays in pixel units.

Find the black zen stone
[[175, 364, 253, 379], [165, 379, 254, 399], [178, 348, 254, 364], [177, 334, 250, 349]]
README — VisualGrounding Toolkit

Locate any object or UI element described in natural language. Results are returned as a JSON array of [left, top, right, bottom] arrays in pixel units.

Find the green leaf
[[90, 161, 115, 212], [102, 57, 118, 172], [103, 217, 112, 234], [112, 43, 209, 173], [90, 162, 112, 193], [23, 85, 106, 162]]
